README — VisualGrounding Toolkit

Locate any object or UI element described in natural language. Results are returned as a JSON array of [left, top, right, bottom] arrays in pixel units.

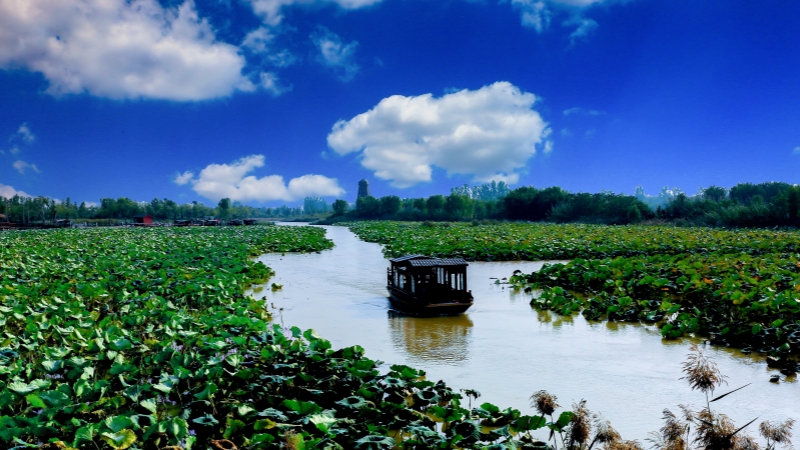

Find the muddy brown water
[[251, 224, 798, 441]]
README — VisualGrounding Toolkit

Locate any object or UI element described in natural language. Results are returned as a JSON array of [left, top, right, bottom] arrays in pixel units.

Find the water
[[252, 224, 798, 441]]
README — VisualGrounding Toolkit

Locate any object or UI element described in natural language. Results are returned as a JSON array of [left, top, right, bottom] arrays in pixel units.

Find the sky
[[1, 0, 799, 206]]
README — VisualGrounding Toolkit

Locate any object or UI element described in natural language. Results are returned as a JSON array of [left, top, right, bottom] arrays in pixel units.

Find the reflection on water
[[251, 224, 799, 442], [388, 312, 474, 364]]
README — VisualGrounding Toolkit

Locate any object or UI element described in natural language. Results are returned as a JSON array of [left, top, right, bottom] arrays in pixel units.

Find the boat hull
[[387, 287, 473, 316]]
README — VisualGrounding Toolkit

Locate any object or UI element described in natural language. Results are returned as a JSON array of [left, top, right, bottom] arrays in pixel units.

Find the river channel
[[252, 224, 798, 441]]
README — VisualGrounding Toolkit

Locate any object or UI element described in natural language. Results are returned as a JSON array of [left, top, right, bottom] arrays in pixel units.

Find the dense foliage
[[656, 182, 800, 227], [345, 221, 800, 365], [326, 181, 800, 228], [344, 221, 800, 261], [0, 195, 321, 224], [0, 226, 572, 449], [513, 255, 800, 358]]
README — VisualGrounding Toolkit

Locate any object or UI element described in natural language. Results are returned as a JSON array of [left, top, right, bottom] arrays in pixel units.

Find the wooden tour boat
[[387, 254, 474, 315]]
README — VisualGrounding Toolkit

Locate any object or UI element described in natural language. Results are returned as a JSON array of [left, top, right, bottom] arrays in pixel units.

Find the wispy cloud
[[173, 171, 195, 185], [563, 107, 606, 116], [175, 155, 344, 202], [311, 27, 360, 82], [509, 0, 619, 43], [793, 146, 800, 155], [565, 16, 599, 45], [512, 0, 551, 33], [11, 123, 36, 143], [247, 0, 382, 27], [260, 72, 292, 97], [13, 160, 40, 174]]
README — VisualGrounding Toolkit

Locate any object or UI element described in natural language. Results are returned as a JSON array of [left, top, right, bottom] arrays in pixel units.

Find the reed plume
[[592, 418, 622, 450], [531, 390, 559, 416], [566, 400, 594, 450], [681, 344, 727, 398], [759, 419, 795, 450], [648, 408, 693, 450]]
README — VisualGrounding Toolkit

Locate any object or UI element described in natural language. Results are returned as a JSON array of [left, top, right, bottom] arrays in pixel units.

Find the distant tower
[[357, 179, 371, 198]]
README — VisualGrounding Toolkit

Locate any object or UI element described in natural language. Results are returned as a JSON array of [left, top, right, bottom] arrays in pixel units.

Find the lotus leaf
[[100, 429, 136, 450], [355, 435, 396, 449]]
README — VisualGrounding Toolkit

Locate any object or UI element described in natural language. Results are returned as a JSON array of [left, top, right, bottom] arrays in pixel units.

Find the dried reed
[[759, 419, 795, 450], [681, 344, 728, 398], [531, 390, 560, 417]]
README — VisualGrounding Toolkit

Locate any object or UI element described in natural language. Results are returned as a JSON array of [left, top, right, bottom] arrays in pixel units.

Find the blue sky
[[1, 0, 799, 206]]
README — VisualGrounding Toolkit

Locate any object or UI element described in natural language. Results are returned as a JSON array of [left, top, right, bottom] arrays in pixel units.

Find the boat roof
[[408, 258, 468, 267], [390, 254, 468, 267], [389, 254, 431, 262]]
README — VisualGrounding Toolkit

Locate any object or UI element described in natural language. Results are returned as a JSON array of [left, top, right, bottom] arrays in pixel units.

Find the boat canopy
[[389, 255, 468, 267]]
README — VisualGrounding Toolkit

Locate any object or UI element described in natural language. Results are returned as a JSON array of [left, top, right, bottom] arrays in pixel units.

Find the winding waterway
[[252, 224, 798, 441]]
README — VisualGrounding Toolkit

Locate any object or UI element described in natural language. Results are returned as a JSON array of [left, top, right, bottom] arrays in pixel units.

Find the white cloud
[[173, 171, 194, 185], [242, 27, 276, 53], [12, 123, 36, 143], [311, 27, 359, 82], [260, 72, 291, 96], [9, 146, 20, 155], [793, 146, 800, 155], [327, 81, 550, 188], [241, 27, 297, 67], [0, 0, 257, 101], [512, 0, 551, 33], [0, 183, 31, 198], [247, 0, 382, 26], [565, 16, 599, 44], [177, 155, 344, 202], [13, 160, 40, 174], [563, 107, 605, 116], [510, 0, 611, 39]]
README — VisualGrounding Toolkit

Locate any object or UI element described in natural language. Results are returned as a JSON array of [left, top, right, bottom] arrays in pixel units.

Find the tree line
[[3, 181, 798, 228], [0, 195, 317, 224], [329, 181, 800, 228]]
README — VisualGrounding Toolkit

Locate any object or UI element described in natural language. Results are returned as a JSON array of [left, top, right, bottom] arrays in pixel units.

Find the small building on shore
[[133, 214, 153, 225]]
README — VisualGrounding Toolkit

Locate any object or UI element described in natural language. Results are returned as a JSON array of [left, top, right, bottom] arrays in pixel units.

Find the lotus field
[[345, 222, 800, 363], [1, 226, 578, 449]]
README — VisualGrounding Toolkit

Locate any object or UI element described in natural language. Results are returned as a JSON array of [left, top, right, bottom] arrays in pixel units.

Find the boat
[[386, 254, 474, 315]]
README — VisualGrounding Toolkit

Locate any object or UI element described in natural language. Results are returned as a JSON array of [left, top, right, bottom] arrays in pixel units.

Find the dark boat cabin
[[387, 255, 473, 314]]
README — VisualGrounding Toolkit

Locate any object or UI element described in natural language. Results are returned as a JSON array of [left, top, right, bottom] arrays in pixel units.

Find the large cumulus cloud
[[327, 82, 550, 188], [175, 155, 345, 203], [0, 0, 257, 101]]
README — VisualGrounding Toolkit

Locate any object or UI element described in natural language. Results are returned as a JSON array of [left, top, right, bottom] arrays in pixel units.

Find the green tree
[[356, 196, 380, 218], [332, 199, 349, 216], [626, 204, 643, 223], [701, 185, 727, 202], [788, 187, 800, 222], [217, 198, 231, 219], [426, 195, 446, 218], [412, 198, 427, 213], [380, 195, 401, 217], [445, 194, 474, 220]]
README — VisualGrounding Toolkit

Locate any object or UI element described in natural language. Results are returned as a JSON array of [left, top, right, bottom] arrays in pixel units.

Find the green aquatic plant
[[344, 221, 800, 361], [0, 225, 587, 449], [343, 221, 800, 262]]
